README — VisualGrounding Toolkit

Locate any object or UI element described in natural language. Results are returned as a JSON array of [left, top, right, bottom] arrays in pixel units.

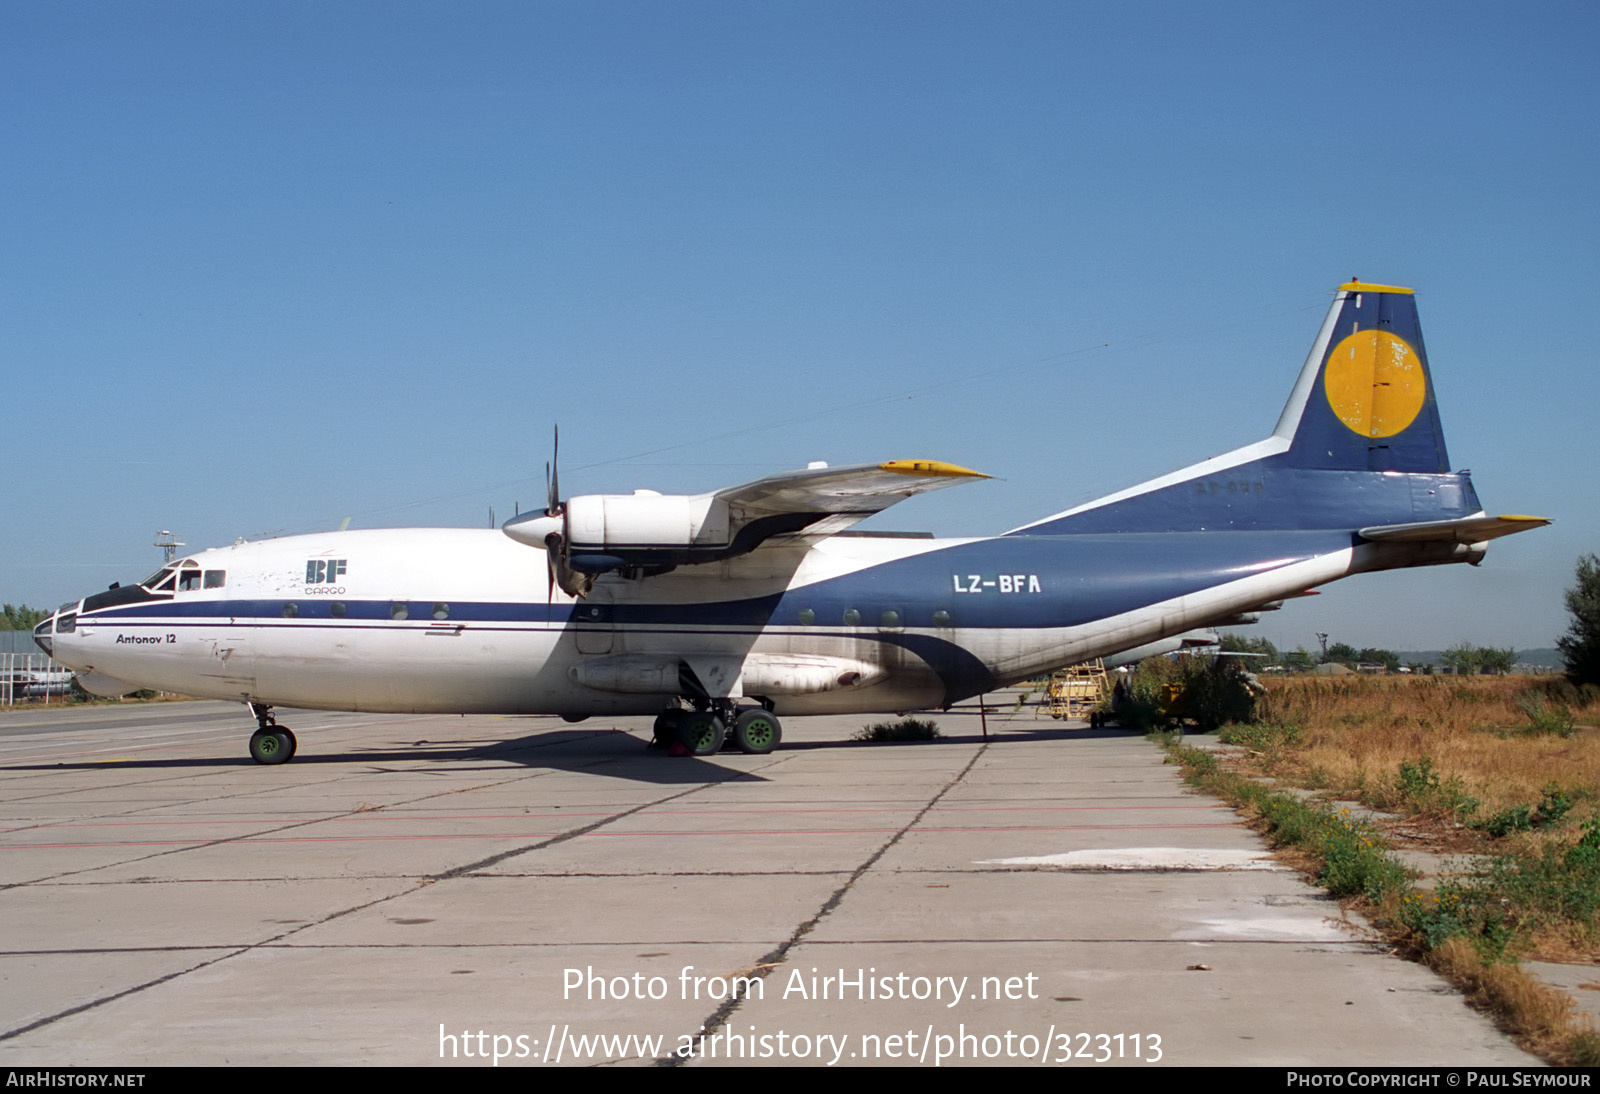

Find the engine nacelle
[[564, 491, 729, 550]]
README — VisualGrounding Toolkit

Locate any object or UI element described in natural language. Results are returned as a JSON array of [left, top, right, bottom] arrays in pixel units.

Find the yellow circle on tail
[[1323, 330, 1426, 438]]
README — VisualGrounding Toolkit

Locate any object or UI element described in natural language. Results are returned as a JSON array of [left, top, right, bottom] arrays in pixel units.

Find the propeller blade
[[548, 424, 561, 514]]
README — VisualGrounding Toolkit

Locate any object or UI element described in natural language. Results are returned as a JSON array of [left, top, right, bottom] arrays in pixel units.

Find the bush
[[854, 717, 941, 742], [1177, 656, 1259, 730]]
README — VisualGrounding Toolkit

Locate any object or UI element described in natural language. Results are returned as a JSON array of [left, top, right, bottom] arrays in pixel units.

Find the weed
[[1253, 796, 1408, 899], [1517, 693, 1576, 738], [854, 717, 941, 742], [1395, 757, 1479, 819], [1165, 741, 1409, 901], [1399, 818, 1600, 961], [1476, 784, 1574, 837], [1218, 721, 1301, 752], [1479, 805, 1535, 838]]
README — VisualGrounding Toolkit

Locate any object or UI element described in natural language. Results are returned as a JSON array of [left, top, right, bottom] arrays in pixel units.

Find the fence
[[1, 652, 75, 706]]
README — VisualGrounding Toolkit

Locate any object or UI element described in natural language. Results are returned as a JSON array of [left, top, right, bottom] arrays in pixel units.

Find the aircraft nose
[[32, 616, 54, 656], [33, 601, 81, 658]]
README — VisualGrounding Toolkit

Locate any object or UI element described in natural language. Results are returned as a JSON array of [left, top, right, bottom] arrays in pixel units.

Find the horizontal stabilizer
[[1358, 514, 1550, 544]]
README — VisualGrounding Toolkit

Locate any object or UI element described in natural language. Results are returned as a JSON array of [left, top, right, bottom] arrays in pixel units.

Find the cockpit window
[[204, 570, 226, 589], [144, 569, 177, 593], [141, 566, 174, 589], [179, 570, 202, 592]]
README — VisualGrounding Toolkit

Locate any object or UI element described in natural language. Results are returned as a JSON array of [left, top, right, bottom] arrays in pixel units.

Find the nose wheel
[[248, 703, 297, 765]]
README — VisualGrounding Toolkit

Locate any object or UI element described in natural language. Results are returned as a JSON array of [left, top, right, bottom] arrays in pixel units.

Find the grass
[[1162, 674, 1600, 1065], [1252, 674, 1600, 820]]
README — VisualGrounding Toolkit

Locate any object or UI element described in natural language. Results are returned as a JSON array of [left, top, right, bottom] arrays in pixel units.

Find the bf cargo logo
[[306, 559, 348, 584]]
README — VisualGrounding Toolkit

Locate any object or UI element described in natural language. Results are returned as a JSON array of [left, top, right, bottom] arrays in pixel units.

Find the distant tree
[[1, 604, 48, 631], [1441, 642, 1482, 675], [1220, 632, 1278, 664], [1478, 647, 1517, 675], [1357, 647, 1401, 673], [1440, 642, 1516, 675], [1282, 648, 1316, 672], [1323, 641, 1360, 667], [1559, 553, 1600, 687]]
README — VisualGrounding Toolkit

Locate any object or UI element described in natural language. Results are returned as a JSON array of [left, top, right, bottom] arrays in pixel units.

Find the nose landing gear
[[248, 702, 297, 765]]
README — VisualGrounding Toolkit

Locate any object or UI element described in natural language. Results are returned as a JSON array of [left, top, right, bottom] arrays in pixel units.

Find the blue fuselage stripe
[[81, 529, 1352, 632]]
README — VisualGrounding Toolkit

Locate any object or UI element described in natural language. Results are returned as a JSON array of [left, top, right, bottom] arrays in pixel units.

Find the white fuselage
[[45, 524, 1469, 717]]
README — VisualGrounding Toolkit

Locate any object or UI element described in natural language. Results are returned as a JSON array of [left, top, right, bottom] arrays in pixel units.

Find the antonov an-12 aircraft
[[36, 282, 1546, 763]]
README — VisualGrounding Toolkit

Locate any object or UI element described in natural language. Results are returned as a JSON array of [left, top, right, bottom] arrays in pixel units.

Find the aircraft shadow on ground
[[3, 727, 764, 785], [2, 719, 1149, 782]]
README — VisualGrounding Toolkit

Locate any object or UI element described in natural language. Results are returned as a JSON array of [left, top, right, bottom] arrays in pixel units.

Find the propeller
[[502, 425, 592, 599], [539, 424, 592, 600]]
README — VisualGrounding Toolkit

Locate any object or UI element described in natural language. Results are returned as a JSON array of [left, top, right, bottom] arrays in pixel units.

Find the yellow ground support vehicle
[[1045, 660, 1109, 722]]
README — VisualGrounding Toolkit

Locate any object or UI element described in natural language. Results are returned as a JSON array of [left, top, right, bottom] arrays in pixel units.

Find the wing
[[711, 459, 989, 543], [502, 459, 988, 586]]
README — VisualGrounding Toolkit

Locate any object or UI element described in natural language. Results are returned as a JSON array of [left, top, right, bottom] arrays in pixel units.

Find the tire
[[677, 711, 725, 756], [732, 709, 781, 754], [249, 728, 296, 765], [652, 709, 685, 747]]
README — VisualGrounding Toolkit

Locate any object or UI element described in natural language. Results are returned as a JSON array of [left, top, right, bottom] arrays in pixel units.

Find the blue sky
[[4, 1, 1594, 652]]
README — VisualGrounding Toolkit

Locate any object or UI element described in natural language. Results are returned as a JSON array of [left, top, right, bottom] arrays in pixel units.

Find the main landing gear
[[651, 702, 782, 757], [248, 702, 297, 765]]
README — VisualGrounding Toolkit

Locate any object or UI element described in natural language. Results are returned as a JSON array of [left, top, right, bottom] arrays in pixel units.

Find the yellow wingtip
[[878, 459, 990, 479]]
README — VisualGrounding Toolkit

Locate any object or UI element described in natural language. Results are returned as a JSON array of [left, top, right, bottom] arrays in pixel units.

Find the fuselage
[[38, 523, 1475, 717]]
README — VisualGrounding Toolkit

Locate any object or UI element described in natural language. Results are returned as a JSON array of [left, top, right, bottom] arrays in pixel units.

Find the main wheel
[[732, 709, 781, 754], [652, 709, 685, 747], [249, 727, 296, 765], [676, 711, 725, 756]]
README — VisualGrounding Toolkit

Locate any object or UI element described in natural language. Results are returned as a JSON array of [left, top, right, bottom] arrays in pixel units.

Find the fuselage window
[[432, 603, 450, 620], [330, 602, 346, 618], [390, 602, 409, 620], [282, 603, 298, 618], [880, 609, 900, 628], [932, 609, 952, 627], [797, 608, 815, 625], [843, 608, 861, 626], [203, 570, 226, 589]]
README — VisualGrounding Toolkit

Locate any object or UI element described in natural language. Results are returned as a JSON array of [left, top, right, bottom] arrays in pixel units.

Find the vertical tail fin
[[1010, 281, 1480, 536], [1274, 281, 1450, 473]]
